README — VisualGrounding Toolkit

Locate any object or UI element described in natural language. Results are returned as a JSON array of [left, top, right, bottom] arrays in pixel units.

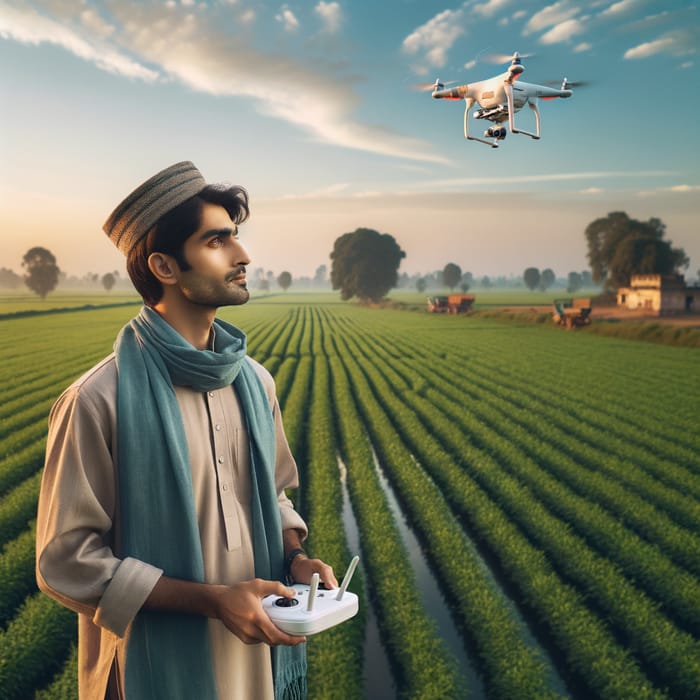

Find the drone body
[[430, 52, 575, 148]]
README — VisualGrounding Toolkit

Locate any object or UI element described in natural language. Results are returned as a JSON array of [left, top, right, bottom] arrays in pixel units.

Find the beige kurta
[[36, 352, 307, 700]]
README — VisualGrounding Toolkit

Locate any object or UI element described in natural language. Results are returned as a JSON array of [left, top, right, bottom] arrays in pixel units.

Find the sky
[[1, 0, 698, 282]]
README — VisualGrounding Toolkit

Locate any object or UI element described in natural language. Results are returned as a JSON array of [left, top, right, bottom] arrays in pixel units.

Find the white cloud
[[0, 4, 159, 81], [668, 184, 700, 193], [473, 0, 512, 18], [275, 5, 299, 32], [402, 9, 465, 74], [315, 1, 341, 33], [580, 187, 603, 194], [540, 19, 585, 44], [523, 2, 580, 35], [574, 41, 592, 52], [624, 29, 698, 59], [624, 35, 675, 59], [681, 61, 694, 69], [600, 0, 636, 17], [80, 9, 115, 39]]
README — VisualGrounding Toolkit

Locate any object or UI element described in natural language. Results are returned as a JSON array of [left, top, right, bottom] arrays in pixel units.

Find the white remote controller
[[263, 555, 360, 636]]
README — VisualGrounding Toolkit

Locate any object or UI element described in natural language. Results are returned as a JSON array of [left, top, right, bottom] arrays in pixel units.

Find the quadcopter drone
[[422, 52, 580, 148]]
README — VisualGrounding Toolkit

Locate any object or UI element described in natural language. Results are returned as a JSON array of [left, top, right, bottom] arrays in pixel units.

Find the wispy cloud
[[315, 1, 342, 34], [473, 0, 513, 18], [0, 3, 159, 81], [402, 9, 465, 75], [623, 29, 697, 59], [275, 5, 300, 32], [0, 0, 446, 165], [523, 2, 581, 36], [540, 18, 585, 44], [599, 0, 636, 18]]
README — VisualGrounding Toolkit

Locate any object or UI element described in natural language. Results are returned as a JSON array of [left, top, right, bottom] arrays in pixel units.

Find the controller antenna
[[307, 572, 320, 612], [336, 556, 360, 601]]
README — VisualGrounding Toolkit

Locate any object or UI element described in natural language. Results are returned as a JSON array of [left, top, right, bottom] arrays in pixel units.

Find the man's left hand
[[290, 555, 338, 590]]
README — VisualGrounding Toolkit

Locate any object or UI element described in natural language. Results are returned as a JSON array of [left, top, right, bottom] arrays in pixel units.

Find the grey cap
[[103, 161, 207, 255]]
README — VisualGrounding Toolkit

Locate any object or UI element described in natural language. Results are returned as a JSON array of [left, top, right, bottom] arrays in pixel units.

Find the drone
[[420, 52, 581, 148]]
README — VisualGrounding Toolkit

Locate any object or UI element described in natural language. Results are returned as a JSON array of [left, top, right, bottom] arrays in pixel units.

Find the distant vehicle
[[552, 298, 592, 329], [427, 294, 475, 314]]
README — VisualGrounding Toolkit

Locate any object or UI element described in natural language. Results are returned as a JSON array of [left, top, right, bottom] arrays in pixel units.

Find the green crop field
[[1, 296, 699, 699]]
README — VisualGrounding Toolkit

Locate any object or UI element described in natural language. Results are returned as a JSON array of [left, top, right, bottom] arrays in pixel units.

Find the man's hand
[[212, 578, 307, 646], [289, 555, 338, 590]]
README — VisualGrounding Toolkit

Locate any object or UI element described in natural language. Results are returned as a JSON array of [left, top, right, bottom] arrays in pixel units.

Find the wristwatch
[[284, 548, 307, 584]]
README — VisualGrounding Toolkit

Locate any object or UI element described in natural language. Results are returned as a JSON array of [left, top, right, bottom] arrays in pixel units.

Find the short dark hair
[[126, 185, 250, 306]]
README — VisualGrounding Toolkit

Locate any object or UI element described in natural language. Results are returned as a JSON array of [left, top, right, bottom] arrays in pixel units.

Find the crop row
[[295, 309, 363, 699], [328, 317, 564, 699], [360, 320, 700, 584], [319, 309, 466, 699], [334, 313, 670, 698], [340, 320, 699, 698]]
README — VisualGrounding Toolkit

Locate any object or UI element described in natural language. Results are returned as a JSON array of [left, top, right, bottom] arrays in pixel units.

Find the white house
[[617, 274, 700, 315]]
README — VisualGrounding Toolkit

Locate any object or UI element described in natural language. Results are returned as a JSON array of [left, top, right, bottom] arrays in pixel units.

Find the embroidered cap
[[103, 161, 207, 255]]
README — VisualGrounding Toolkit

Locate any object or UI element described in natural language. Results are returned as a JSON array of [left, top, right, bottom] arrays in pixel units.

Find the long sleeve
[[36, 357, 162, 638]]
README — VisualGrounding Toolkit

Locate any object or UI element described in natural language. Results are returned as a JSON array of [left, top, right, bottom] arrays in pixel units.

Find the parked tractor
[[427, 294, 475, 314], [552, 298, 592, 329]]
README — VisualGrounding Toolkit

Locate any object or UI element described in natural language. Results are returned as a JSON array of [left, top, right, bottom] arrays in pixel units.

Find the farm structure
[[552, 298, 592, 329], [617, 274, 700, 315], [427, 294, 475, 314], [1, 300, 699, 700]]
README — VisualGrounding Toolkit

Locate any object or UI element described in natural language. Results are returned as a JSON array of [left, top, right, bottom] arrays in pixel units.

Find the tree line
[[5, 212, 692, 301]]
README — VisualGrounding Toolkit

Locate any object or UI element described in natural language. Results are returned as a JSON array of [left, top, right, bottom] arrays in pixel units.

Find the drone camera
[[485, 127, 507, 140]]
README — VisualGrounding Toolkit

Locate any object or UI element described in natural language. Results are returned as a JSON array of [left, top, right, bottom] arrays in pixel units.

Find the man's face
[[174, 202, 252, 308]]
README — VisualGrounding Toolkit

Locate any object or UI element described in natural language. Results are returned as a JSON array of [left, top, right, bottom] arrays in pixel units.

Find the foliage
[[101, 273, 116, 292], [330, 228, 405, 302], [415, 277, 427, 293], [540, 268, 555, 291], [567, 271, 583, 293], [277, 271, 292, 291], [442, 263, 462, 290], [21, 247, 60, 299], [585, 211, 689, 290], [523, 267, 540, 290]]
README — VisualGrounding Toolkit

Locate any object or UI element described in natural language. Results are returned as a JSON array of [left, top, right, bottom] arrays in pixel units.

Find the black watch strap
[[284, 548, 307, 583]]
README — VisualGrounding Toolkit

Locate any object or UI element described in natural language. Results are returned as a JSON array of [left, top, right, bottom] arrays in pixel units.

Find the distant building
[[617, 274, 700, 315]]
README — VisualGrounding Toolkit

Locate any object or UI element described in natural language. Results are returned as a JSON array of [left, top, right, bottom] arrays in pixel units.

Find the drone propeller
[[411, 78, 458, 91], [482, 51, 536, 65], [545, 77, 589, 89]]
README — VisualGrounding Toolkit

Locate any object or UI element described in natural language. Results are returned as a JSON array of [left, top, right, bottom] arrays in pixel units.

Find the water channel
[[338, 445, 571, 699]]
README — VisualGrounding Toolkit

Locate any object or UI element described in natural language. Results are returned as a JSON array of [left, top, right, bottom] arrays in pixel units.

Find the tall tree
[[277, 271, 292, 291], [102, 272, 116, 292], [540, 268, 555, 291], [22, 247, 60, 299], [567, 272, 583, 293], [442, 262, 462, 290], [330, 228, 405, 302], [585, 212, 688, 290], [523, 267, 540, 291]]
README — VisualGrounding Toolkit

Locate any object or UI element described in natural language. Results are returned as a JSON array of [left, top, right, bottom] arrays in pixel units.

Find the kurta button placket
[[207, 387, 241, 550]]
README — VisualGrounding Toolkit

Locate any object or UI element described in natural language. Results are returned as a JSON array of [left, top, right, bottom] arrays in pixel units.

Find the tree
[[523, 267, 540, 291], [442, 263, 462, 290], [22, 247, 60, 298], [102, 272, 116, 292], [567, 272, 583, 293], [480, 275, 491, 289], [0, 267, 22, 288], [330, 228, 406, 302], [416, 277, 427, 293], [585, 211, 688, 290], [277, 271, 292, 291], [540, 268, 555, 291]]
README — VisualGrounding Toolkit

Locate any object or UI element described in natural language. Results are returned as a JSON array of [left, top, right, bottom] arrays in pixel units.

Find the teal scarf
[[114, 306, 306, 700]]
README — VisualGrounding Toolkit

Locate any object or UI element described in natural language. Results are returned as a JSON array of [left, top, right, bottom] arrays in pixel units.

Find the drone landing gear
[[463, 98, 500, 148], [505, 85, 541, 140]]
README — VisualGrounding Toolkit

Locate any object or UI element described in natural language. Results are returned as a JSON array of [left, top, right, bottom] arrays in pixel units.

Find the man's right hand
[[212, 578, 306, 646], [144, 575, 305, 646]]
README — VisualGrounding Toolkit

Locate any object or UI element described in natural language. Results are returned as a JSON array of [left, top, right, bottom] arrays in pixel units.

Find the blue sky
[[1, 0, 698, 280]]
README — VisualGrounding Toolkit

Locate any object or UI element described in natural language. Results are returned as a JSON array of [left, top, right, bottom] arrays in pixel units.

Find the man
[[36, 161, 336, 700]]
